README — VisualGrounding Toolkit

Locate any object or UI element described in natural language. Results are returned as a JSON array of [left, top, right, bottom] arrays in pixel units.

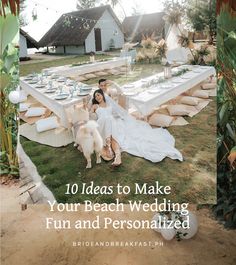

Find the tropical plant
[[189, 45, 211, 65], [215, 0, 236, 228], [0, 2, 19, 177], [156, 39, 167, 59], [136, 35, 162, 64]]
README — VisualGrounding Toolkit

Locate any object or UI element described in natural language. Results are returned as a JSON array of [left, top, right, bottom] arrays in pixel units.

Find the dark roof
[[122, 12, 165, 42], [39, 5, 122, 47], [20, 29, 39, 49]]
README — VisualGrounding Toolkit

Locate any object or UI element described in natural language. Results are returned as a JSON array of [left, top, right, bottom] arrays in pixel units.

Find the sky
[[22, 0, 164, 41]]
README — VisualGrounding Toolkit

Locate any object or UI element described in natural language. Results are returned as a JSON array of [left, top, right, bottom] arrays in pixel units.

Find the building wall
[[55, 45, 85, 54], [85, 9, 124, 53], [19, 34, 28, 58]]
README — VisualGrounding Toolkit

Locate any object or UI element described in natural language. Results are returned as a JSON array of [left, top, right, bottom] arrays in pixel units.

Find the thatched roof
[[39, 5, 122, 47], [20, 29, 39, 49], [122, 12, 165, 42]]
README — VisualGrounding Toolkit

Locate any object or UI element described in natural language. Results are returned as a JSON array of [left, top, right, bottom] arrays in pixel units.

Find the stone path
[[18, 144, 55, 205]]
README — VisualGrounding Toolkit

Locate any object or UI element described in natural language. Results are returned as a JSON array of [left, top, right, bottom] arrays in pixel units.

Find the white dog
[[75, 120, 103, 169], [67, 106, 90, 146]]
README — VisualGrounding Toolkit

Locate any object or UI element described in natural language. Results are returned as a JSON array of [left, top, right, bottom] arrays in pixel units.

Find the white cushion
[[107, 69, 120, 75], [95, 71, 107, 77], [149, 113, 174, 127], [192, 90, 209, 99], [77, 76, 87, 82], [25, 107, 46, 117], [180, 96, 199, 106], [167, 105, 190, 116], [201, 83, 216, 90], [19, 103, 31, 112], [84, 73, 97, 79], [35, 116, 59, 133]]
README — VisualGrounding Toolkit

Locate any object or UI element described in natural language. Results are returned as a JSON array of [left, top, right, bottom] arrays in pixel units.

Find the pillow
[[84, 73, 97, 79], [77, 76, 87, 82], [35, 116, 59, 133], [25, 107, 46, 117], [95, 71, 107, 77], [107, 69, 120, 75], [19, 103, 31, 112], [167, 105, 190, 116], [149, 113, 174, 127], [180, 96, 199, 106], [192, 90, 209, 99], [201, 83, 216, 90]]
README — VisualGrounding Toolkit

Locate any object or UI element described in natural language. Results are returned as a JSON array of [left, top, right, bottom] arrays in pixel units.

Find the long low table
[[122, 65, 216, 116], [44, 57, 130, 77], [20, 78, 93, 128]]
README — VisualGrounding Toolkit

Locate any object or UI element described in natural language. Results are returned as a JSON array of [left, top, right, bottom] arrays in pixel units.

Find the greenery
[[19, 54, 111, 76], [19, 60, 216, 204], [0, 4, 19, 177], [189, 45, 211, 65], [186, 0, 217, 44], [215, 1, 236, 228]]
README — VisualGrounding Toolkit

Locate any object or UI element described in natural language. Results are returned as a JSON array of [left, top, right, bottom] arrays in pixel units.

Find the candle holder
[[164, 62, 172, 79]]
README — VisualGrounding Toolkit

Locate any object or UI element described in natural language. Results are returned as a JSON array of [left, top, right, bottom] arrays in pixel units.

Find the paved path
[[18, 144, 55, 204]]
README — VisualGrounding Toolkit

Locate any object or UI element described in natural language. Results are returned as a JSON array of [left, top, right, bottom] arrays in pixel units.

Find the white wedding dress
[[95, 95, 183, 163]]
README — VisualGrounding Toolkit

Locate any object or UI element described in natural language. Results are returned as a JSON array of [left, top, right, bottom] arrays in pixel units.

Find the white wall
[[19, 34, 28, 58], [55, 45, 85, 54], [85, 9, 124, 53]]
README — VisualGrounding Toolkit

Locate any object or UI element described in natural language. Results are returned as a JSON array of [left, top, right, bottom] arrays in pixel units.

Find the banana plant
[[0, 6, 19, 177], [215, 0, 236, 228]]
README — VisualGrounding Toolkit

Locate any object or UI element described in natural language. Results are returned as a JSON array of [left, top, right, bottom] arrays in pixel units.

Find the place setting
[[54, 85, 69, 100], [77, 84, 93, 96]]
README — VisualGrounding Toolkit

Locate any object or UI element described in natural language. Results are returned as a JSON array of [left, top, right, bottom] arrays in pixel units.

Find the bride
[[90, 89, 183, 166]]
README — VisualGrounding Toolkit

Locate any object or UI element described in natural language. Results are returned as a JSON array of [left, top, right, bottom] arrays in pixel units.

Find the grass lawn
[[19, 54, 112, 77], [20, 58, 216, 204]]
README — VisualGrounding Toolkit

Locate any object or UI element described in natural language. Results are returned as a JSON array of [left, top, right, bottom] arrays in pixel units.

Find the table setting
[[120, 65, 216, 116]]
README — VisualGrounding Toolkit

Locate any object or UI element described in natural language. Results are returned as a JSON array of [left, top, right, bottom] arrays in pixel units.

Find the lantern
[[164, 62, 172, 79], [8, 91, 20, 104], [89, 52, 95, 62]]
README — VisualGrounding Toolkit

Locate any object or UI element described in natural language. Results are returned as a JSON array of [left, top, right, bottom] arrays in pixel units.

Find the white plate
[[35, 84, 46, 88], [123, 91, 137, 96], [171, 78, 183, 83], [77, 92, 89, 96], [28, 80, 38, 84], [24, 77, 33, 81], [123, 84, 135, 89], [180, 75, 192, 79], [45, 89, 56, 93], [148, 89, 162, 94], [82, 86, 93, 91], [55, 94, 69, 100], [51, 75, 60, 79]]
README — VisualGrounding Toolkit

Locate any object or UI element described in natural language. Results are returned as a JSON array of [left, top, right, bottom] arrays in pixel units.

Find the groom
[[97, 79, 127, 109]]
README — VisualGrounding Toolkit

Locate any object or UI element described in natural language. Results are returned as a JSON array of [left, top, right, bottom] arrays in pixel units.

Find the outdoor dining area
[[18, 57, 216, 147]]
